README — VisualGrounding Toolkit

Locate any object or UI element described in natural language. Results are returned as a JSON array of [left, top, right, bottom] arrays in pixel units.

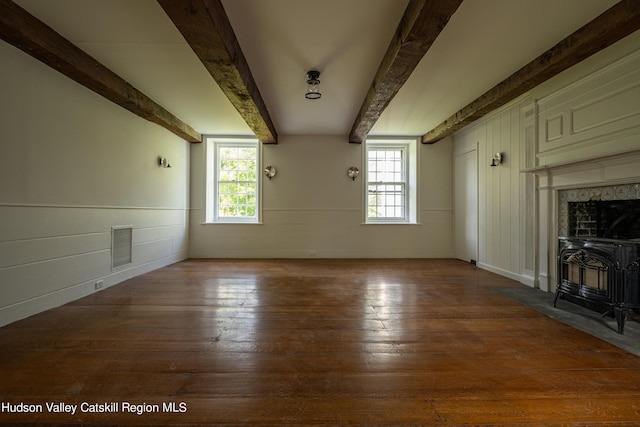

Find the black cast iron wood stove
[[555, 237, 640, 333]]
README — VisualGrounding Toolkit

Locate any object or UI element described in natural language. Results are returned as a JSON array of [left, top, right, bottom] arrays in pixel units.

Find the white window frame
[[205, 136, 261, 224], [365, 137, 418, 224]]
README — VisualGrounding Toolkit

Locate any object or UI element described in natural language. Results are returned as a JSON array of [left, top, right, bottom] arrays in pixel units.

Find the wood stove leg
[[553, 290, 562, 307], [614, 307, 627, 334]]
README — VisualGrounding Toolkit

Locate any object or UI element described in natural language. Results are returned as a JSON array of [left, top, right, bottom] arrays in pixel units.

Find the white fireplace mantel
[[519, 47, 640, 293], [530, 148, 640, 293]]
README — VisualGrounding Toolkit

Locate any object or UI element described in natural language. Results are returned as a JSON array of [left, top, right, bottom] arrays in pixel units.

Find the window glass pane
[[366, 145, 406, 220], [216, 144, 258, 220]]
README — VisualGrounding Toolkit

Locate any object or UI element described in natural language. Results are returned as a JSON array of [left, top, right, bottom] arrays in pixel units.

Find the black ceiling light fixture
[[305, 70, 321, 100]]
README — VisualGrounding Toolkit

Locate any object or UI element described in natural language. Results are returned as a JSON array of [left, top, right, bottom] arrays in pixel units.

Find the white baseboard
[[189, 249, 453, 259], [476, 262, 521, 282], [519, 274, 537, 288], [476, 263, 552, 293]]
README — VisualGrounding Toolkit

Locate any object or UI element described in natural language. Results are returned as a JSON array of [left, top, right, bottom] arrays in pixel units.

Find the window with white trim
[[205, 137, 260, 223], [365, 138, 417, 224]]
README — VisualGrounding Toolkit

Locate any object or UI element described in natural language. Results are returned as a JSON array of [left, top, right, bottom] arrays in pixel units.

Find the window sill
[[362, 222, 421, 225], [200, 221, 263, 225]]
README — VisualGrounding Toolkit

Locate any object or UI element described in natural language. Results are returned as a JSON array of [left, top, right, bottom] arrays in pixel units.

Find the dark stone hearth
[[495, 287, 640, 356]]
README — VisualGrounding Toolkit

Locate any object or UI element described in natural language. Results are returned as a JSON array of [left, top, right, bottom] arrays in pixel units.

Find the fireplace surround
[[558, 183, 640, 239]]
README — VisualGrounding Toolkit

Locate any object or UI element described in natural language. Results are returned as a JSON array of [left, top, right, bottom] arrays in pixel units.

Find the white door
[[454, 148, 478, 263]]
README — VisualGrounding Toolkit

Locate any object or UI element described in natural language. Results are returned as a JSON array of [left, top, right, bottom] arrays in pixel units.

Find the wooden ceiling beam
[[349, 0, 463, 144], [422, 0, 640, 144], [157, 0, 278, 144], [0, 0, 202, 143]]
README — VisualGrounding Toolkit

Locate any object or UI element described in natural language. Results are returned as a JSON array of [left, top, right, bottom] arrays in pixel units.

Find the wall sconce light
[[305, 70, 321, 100], [347, 166, 360, 181], [158, 156, 171, 168], [490, 152, 503, 167], [264, 166, 277, 180]]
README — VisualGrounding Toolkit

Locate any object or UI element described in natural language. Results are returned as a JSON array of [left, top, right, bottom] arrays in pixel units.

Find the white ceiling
[[14, 0, 620, 140]]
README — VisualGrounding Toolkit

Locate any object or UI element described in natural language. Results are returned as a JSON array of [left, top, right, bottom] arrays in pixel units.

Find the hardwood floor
[[1, 258, 640, 425]]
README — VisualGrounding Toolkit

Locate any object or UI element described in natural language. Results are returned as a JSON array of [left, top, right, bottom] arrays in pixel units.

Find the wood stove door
[[555, 246, 614, 307]]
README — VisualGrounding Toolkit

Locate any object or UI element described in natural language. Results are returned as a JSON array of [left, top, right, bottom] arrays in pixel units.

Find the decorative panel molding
[[521, 102, 537, 170], [520, 101, 538, 283], [545, 114, 564, 142], [537, 49, 640, 166], [571, 83, 640, 134]]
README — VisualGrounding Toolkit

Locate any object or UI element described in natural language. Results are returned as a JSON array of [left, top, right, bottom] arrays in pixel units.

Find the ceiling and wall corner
[[9, 0, 625, 142]]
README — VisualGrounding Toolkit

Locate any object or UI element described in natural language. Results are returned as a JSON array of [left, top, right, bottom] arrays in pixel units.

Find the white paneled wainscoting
[[453, 33, 640, 291], [0, 204, 188, 327], [1, 39, 191, 327], [189, 208, 454, 259]]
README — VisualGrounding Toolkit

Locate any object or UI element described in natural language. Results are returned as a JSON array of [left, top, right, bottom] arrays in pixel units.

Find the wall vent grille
[[111, 226, 133, 269]]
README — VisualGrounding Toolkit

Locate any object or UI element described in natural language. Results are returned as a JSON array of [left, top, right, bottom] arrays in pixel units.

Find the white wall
[[190, 135, 454, 258], [454, 101, 525, 281], [0, 41, 190, 326], [453, 30, 640, 290]]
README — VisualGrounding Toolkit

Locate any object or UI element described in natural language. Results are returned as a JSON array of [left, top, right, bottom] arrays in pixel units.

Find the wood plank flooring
[[1, 258, 640, 425]]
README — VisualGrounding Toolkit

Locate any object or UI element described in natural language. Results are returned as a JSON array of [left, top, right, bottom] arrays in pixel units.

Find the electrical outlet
[[94, 280, 104, 290]]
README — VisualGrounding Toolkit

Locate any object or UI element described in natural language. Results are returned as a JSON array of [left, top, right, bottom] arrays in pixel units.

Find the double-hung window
[[205, 137, 260, 223], [365, 138, 417, 224]]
